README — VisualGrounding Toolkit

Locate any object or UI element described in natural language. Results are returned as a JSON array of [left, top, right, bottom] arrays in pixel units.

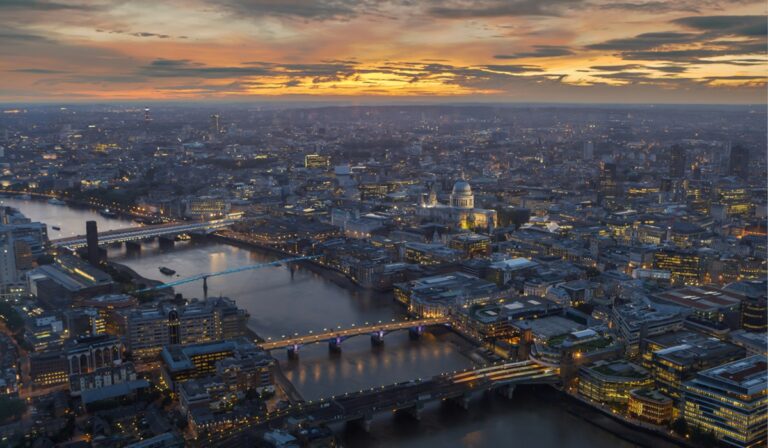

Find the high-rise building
[[669, 144, 686, 178], [598, 162, 620, 209], [0, 230, 18, 294], [729, 144, 749, 181], [682, 356, 767, 448], [210, 114, 220, 133], [583, 141, 594, 160], [86, 220, 100, 265]]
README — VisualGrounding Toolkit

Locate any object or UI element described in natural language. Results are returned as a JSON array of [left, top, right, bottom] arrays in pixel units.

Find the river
[[4, 196, 638, 448]]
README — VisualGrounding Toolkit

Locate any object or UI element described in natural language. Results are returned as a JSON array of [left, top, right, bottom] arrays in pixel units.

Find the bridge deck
[[200, 361, 559, 445], [258, 317, 450, 350], [50, 219, 236, 248]]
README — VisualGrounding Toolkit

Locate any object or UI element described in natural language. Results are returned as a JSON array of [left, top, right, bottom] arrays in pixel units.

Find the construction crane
[[135, 255, 320, 298]]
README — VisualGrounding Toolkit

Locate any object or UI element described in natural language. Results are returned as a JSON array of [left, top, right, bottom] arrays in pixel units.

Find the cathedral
[[418, 180, 497, 232]]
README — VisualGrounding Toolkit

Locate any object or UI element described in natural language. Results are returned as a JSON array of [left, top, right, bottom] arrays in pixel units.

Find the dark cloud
[[673, 15, 767, 37], [590, 64, 644, 71], [494, 45, 574, 59], [9, 68, 68, 74], [587, 32, 698, 51], [210, 0, 368, 20], [482, 64, 544, 73], [0, 30, 54, 42], [427, 0, 581, 18], [0, 0, 93, 11], [600, 1, 700, 13], [132, 32, 172, 38]]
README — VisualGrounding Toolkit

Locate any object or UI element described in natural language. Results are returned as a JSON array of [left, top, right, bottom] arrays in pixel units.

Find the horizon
[[0, 1, 765, 104]]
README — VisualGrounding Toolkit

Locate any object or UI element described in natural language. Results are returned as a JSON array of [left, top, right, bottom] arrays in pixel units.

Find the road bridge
[[50, 219, 237, 249], [198, 360, 559, 446], [258, 317, 450, 356]]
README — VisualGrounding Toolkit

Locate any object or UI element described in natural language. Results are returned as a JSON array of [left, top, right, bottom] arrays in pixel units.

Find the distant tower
[[729, 144, 749, 181], [598, 162, 619, 208], [210, 114, 220, 133], [669, 144, 685, 178], [143, 108, 152, 123], [583, 141, 594, 161], [86, 221, 100, 265]]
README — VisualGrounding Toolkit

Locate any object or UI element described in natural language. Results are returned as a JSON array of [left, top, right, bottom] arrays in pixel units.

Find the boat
[[100, 208, 117, 218], [48, 198, 66, 205], [159, 267, 176, 276], [51, 226, 61, 231]]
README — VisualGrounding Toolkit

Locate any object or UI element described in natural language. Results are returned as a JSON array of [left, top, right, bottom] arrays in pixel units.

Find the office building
[[628, 388, 673, 425], [669, 144, 685, 178], [124, 297, 249, 360], [650, 338, 744, 399], [682, 356, 767, 448], [578, 360, 653, 404]]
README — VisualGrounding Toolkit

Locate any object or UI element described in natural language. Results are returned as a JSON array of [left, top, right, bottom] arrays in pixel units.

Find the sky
[[0, 0, 765, 104]]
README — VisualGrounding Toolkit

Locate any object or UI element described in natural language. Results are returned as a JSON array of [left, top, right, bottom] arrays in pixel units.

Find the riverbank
[[0, 189, 158, 222], [563, 391, 691, 448], [212, 232, 388, 295]]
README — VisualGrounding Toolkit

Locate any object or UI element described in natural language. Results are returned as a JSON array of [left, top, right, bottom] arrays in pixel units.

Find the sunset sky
[[0, 0, 765, 103]]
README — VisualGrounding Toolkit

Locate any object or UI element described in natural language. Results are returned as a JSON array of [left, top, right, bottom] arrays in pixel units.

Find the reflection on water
[[11, 198, 636, 448]]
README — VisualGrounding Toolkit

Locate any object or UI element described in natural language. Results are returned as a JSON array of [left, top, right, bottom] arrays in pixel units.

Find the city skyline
[[0, 0, 766, 104]]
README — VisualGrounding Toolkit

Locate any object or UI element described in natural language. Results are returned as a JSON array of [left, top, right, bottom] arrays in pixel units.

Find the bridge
[[258, 317, 450, 357], [50, 219, 238, 249], [135, 255, 320, 297], [198, 360, 559, 445]]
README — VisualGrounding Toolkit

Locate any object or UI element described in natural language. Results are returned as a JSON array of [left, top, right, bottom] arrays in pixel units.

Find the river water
[[5, 196, 637, 448]]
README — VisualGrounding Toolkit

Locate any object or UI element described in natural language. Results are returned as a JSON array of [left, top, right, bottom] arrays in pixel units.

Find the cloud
[[0, 30, 54, 42], [210, 0, 368, 20], [599, 1, 700, 13], [427, 0, 581, 18], [586, 32, 698, 51], [0, 0, 94, 11], [140, 59, 272, 78], [482, 64, 544, 73], [494, 45, 574, 59], [673, 15, 767, 37], [9, 68, 69, 74]]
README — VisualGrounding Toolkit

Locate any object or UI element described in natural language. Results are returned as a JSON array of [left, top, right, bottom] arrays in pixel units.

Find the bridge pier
[[370, 330, 385, 347], [496, 384, 516, 400], [158, 235, 175, 249], [408, 326, 424, 340], [448, 392, 472, 410], [328, 337, 343, 354], [402, 403, 423, 421], [287, 345, 300, 360], [125, 241, 142, 255]]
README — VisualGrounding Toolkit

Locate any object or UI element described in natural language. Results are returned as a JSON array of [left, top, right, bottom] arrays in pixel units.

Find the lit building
[[418, 180, 497, 232], [449, 233, 491, 258], [183, 197, 231, 219], [304, 154, 330, 169], [650, 285, 743, 330], [628, 388, 673, 425], [653, 248, 703, 286], [612, 303, 684, 356], [160, 338, 272, 391], [394, 272, 499, 317], [578, 360, 653, 404], [124, 297, 249, 360], [649, 338, 745, 400], [682, 356, 767, 448]]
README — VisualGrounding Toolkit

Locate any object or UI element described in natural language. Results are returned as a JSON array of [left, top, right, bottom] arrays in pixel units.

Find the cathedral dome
[[452, 180, 472, 195]]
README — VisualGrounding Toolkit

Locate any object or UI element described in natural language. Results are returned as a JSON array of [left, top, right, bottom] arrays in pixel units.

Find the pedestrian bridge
[[258, 317, 450, 353], [50, 219, 238, 249]]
